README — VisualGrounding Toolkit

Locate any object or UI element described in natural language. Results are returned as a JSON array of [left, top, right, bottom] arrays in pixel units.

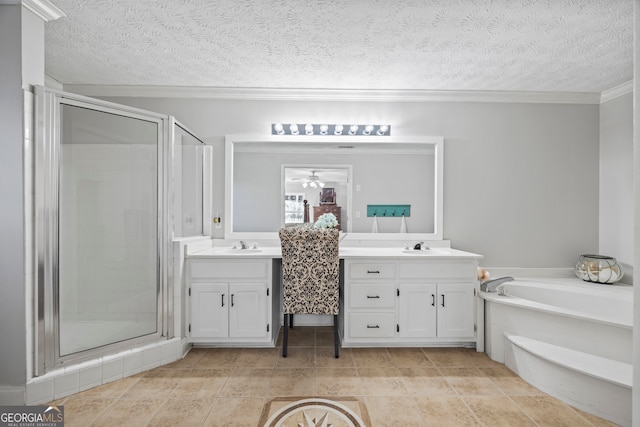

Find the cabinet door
[[398, 283, 437, 338], [228, 283, 268, 338], [437, 283, 475, 338], [191, 283, 228, 338]]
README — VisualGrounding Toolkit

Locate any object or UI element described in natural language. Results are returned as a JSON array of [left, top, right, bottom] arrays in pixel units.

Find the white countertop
[[187, 246, 482, 260]]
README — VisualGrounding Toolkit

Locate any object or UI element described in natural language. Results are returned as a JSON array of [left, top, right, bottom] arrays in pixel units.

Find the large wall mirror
[[225, 135, 443, 241]]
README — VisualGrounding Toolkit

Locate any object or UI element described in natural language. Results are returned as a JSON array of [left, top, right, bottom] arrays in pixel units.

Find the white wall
[[599, 93, 634, 283], [100, 97, 600, 269]]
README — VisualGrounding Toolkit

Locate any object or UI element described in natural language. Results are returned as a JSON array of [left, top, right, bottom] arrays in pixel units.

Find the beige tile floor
[[51, 327, 618, 426]]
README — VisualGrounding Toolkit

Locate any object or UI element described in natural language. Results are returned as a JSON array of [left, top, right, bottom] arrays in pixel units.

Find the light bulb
[[305, 124, 314, 135], [273, 123, 284, 135], [363, 125, 374, 135], [289, 124, 299, 135], [319, 182, 325, 187], [302, 182, 308, 188], [319, 124, 329, 135], [377, 125, 389, 135], [334, 124, 343, 135], [349, 124, 359, 135], [310, 182, 317, 188]]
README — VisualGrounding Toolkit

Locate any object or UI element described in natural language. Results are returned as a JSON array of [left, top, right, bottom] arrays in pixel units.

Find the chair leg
[[333, 314, 339, 358], [282, 314, 288, 357], [289, 313, 294, 328]]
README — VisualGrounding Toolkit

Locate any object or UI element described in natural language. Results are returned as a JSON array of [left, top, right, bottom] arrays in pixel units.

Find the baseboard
[[0, 386, 26, 405]]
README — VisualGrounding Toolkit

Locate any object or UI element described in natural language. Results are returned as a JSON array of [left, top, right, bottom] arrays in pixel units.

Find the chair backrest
[[279, 227, 340, 315]]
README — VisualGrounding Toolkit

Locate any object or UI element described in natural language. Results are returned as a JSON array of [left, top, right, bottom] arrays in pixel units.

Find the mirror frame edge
[[224, 134, 444, 242]]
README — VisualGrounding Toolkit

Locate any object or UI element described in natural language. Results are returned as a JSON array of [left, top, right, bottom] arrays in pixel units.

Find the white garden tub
[[480, 277, 632, 426]]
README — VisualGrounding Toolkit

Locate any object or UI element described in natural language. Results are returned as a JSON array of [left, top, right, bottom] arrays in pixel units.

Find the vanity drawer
[[349, 313, 396, 338], [399, 261, 476, 280], [190, 260, 269, 279], [349, 284, 396, 308], [349, 263, 396, 280]]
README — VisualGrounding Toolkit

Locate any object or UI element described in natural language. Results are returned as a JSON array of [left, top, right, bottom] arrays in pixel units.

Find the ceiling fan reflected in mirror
[[294, 171, 325, 188]]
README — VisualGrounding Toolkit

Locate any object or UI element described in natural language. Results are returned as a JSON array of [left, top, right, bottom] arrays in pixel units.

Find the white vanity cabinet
[[345, 262, 398, 342], [343, 258, 478, 347], [188, 258, 278, 345], [397, 283, 475, 339]]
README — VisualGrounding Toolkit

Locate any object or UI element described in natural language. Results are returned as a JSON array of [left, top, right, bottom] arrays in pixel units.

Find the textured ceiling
[[45, 0, 633, 93]]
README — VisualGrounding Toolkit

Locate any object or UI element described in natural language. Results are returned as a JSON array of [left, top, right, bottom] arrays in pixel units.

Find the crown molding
[[22, 0, 65, 21], [63, 84, 603, 105], [600, 80, 634, 104], [0, 0, 65, 20], [45, 74, 63, 90]]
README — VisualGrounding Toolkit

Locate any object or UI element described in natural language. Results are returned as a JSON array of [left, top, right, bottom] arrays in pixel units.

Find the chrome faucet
[[239, 241, 249, 249], [480, 276, 514, 293], [413, 241, 427, 250]]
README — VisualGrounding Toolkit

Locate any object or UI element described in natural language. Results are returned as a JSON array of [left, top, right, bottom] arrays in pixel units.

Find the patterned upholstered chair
[[279, 226, 340, 358]]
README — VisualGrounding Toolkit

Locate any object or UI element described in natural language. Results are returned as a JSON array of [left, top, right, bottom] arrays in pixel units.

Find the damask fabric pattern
[[279, 227, 339, 316]]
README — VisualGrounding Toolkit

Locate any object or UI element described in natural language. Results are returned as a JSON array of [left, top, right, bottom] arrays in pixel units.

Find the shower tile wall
[[173, 127, 204, 238], [60, 143, 157, 324], [26, 338, 183, 403]]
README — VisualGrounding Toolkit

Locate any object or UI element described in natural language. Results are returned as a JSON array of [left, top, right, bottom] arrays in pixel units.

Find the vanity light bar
[[272, 123, 390, 136]]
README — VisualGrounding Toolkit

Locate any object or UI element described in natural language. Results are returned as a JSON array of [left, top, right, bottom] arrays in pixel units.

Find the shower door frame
[[35, 87, 172, 374]]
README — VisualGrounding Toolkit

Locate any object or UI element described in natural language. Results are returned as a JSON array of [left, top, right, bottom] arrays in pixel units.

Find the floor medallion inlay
[[260, 397, 369, 427]]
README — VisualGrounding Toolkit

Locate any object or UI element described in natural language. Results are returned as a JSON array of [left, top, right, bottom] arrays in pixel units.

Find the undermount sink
[[217, 248, 262, 254]]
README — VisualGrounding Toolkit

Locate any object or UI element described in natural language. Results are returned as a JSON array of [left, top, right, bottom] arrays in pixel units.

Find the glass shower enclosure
[[35, 88, 206, 373]]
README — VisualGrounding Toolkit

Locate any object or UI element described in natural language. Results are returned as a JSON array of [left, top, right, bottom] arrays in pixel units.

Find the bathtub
[[480, 277, 632, 426]]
